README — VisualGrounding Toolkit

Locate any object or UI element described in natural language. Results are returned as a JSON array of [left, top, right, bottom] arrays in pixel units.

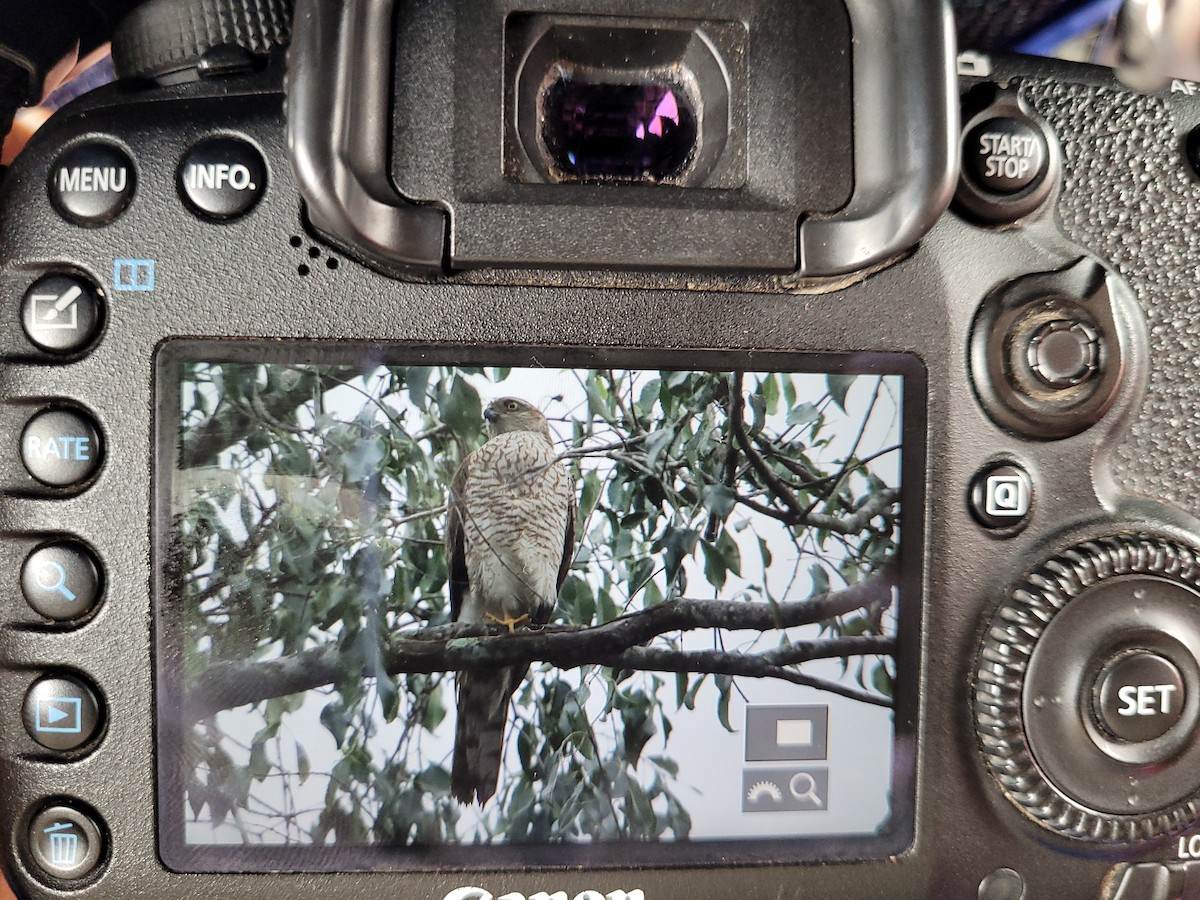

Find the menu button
[[49, 143, 136, 226]]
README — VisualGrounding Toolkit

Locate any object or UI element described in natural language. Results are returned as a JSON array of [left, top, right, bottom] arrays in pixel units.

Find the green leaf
[[649, 755, 679, 777], [787, 402, 820, 428], [809, 563, 830, 598], [249, 739, 271, 782], [702, 484, 737, 520], [872, 662, 894, 699], [407, 367, 432, 411], [827, 374, 856, 413], [414, 765, 452, 795], [421, 683, 447, 732], [441, 376, 483, 438], [715, 674, 734, 733], [761, 374, 780, 415], [296, 743, 311, 784]]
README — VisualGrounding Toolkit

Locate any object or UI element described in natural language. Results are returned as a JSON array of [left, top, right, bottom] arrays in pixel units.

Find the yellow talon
[[485, 612, 531, 633]]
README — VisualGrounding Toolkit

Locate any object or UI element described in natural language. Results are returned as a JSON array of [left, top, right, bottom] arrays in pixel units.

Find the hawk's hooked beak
[[483, 407, 499, 423]]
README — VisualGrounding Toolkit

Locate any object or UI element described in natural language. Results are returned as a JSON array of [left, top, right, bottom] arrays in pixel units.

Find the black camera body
[[3, 1, 1200, 898]]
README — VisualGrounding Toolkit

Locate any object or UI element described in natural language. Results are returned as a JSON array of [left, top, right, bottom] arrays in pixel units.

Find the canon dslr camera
[[2, 1, 1200, 898]]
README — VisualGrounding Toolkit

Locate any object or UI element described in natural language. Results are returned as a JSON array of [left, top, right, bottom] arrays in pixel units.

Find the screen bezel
[[153, 340, 926, 874]]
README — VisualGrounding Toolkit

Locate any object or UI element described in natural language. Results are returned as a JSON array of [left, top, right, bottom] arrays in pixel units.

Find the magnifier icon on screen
[[789, 772, 824, 807], [36, 562, 77, 602]]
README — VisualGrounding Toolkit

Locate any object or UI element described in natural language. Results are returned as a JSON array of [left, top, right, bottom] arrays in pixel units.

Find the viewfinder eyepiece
[[541, 77, 698, 183], [508, 17, 740, 188]]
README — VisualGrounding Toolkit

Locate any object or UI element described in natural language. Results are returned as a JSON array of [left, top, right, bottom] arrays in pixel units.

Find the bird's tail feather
[[451, 664, 525, 805]]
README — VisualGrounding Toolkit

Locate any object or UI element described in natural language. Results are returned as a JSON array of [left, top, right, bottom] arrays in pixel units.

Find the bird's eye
[[506, 400, 519, 411]]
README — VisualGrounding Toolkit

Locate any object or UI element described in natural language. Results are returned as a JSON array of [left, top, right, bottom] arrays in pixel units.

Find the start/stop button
[[964, 117, 1049, 196], [956, 98, 1059, 224]]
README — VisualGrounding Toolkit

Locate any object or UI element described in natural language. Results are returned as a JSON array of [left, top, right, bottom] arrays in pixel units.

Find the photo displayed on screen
[[156, 347, 920, 870]]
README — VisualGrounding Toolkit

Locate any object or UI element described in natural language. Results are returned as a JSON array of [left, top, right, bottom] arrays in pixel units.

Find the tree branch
[[185, 564, 897, 722], [736, 487, 899, 534]]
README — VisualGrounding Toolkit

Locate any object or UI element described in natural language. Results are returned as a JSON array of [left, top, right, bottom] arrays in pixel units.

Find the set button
[[1094, 650, 1186, 744], [20, 407, 104, 488], [22, 674, 104, 752], [21, 542, 104, 622], [27, 804, 105, 882], [48, 142, 135, 226], [20, 273, 104, 355]]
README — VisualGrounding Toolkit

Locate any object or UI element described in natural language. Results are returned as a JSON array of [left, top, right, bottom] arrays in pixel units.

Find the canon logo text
[[442, 888, 645, 900]]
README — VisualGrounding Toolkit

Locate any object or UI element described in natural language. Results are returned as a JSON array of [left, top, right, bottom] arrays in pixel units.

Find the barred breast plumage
[[444, 397, 576, 805]]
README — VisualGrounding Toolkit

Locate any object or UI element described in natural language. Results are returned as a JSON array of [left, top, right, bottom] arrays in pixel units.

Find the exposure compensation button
[[20, 408, 103, 488], [28, 805, 105, 883], [48, 143, 135, 226], [178, 137, 267, 220]]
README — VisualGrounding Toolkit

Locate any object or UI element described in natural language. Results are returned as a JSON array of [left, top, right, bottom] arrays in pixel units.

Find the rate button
[[1094, 651, 1187, 744], [20, 408, 104, 488]]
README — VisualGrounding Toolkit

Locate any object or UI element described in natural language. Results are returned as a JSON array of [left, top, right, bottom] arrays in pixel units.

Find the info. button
[[179, 137, 267, 221]]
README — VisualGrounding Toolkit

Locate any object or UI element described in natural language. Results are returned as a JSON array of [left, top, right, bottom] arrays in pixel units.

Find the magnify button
[[37, 562, 76, 601], [789, 772, 825, 807], [21, 543, 103, 622]]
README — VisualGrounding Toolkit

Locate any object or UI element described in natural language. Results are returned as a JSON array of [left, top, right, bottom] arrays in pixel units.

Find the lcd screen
[[155, 343, 923, 872]]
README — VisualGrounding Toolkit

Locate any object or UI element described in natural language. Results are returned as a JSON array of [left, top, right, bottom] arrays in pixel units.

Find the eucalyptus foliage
[[172, 363, 901, 846]]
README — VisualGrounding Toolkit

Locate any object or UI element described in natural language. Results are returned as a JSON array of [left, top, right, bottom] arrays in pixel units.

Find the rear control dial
[[976, 535, 1200, 843]]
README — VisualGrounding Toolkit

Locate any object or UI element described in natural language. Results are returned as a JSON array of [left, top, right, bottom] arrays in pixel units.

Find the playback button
[[20, 273, 103, 355], [22, 675, 103, 752]]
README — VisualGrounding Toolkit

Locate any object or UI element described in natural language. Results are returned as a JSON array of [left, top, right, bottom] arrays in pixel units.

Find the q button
[[22, 543, 104, 623]]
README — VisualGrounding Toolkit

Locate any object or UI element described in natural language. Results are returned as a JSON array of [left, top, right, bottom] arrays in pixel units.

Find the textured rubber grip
[[951, 0, 1089, 50], [111, 0, 294, 81]]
